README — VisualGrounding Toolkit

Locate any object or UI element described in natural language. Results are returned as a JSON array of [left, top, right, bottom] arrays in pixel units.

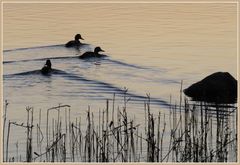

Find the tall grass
[[3, 91, 237, 162]]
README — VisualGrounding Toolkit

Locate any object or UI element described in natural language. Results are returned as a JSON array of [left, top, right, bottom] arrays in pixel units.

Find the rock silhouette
[[184, 72, 237, 104]]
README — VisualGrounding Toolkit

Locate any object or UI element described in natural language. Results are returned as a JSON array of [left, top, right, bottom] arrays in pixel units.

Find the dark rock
[[184, 72, 237, 104]]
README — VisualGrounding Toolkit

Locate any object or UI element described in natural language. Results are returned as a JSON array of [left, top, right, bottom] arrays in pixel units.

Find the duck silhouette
[[79, 47, 106, 59], [65, 34, 84, 48], [41, 59, 52, 75]]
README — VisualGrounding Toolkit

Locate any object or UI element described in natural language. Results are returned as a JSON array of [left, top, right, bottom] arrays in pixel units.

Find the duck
[[79, 47, 106, 59], [41, 59, 52, 74], [65, 34, 84, 48]]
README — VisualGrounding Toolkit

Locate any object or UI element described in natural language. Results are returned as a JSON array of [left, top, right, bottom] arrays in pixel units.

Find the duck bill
[[80, 36, 84, 40], [100, 49, 105, 52]]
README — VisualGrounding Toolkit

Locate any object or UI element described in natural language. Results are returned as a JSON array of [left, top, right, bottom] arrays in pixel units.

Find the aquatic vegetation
[[3, 90, 237, 162]]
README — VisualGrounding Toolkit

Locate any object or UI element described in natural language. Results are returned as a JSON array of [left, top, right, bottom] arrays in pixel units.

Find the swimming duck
[[41, 59, 52, 74], [79, 47, 106, 59], [65, 34, 84, 48]]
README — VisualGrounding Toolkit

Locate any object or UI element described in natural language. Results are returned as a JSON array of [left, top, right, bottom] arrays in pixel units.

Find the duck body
[[41, 66, 52, 75], [65, 34, 84, 48], [79, 52, 107, 59], [65, 40, 81, 48], [79, 46, 106, 59]]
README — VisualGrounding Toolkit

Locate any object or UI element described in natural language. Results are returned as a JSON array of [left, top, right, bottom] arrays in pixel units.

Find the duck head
[[94, 46, 105, 54], [45, 59, 52, 69], [75, 34, 84, 41]]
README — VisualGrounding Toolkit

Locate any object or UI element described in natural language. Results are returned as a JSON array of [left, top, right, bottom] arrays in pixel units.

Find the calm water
[[3, 2, 238, 161]]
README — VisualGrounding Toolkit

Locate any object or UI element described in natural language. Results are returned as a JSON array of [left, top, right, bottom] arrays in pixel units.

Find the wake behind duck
[[4, 59, 65, 78]]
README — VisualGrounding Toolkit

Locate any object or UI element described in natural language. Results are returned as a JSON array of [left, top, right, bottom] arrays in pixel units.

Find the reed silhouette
[[3, 88, 237, 162]]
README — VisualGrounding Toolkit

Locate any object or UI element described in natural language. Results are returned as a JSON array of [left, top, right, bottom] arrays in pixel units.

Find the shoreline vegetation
[[2, 88, 237, 162]]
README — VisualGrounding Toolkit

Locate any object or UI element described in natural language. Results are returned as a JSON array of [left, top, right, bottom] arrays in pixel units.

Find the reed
[[3, 100, 9, 162], [3, 89, 237, 162]]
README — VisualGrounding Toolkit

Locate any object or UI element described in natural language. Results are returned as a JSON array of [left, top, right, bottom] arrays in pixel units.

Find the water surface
[[3, 2, 237, 161]]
